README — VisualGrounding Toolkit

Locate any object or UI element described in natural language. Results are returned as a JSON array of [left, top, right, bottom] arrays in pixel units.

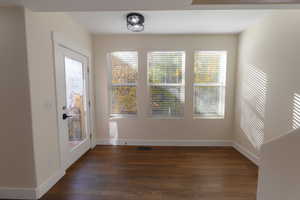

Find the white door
[[54, 45, 91, 170]]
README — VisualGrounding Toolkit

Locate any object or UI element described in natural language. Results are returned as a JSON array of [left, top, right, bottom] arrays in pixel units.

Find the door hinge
[[87, 67, 90, 73], [88, 100, 91, 107], [90, 133, 92, 139]]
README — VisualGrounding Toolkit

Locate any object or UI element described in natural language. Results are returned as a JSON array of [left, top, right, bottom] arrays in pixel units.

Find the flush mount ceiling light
[[127, 13, 144, 32]]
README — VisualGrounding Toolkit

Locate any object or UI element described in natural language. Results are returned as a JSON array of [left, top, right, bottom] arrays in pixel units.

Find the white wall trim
[[52, 32, 91, 58], [0, 170, 65, 199], [0, 187, 36, 199], [35, 169, 65, 199], [233, 142, 260, 166], [52, 31, 95, 160], [96, 139, 233, 147]]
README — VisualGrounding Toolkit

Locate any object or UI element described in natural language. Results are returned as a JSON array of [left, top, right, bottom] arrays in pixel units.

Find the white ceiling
[[3, 0, 300, 11], [69, 10, 270, 34]]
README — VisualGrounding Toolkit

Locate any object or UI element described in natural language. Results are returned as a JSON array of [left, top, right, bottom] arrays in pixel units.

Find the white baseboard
[[0, 170, 65, 199], [0, 187, 36, 199], [35, 169, 65, 199], [96, 139, 233, 147], [233, 142, 260, 166]]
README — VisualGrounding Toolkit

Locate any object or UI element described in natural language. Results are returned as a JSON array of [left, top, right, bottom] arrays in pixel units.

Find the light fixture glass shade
[[127, 24, 144, 32], [128, 15, 140, 24], [127, 13, 144, 32]]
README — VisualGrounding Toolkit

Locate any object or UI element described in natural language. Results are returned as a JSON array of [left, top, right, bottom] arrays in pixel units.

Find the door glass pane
[[64, 56, 86, 149]]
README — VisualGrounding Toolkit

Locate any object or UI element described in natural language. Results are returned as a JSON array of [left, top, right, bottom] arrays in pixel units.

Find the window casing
[[147, 51, 185, 118], [193, 51, 227, 118], [109, 51, 138, 118]]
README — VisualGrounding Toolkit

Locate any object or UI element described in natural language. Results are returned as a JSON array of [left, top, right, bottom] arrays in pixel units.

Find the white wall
[[93, 34, 238, 143], [258, 128, 300, 200], [235, 10, 300, 157], [0, 7, 36, 188], [24, 9, 92, 186]]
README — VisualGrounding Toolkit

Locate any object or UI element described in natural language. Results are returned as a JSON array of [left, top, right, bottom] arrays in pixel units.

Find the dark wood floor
[[42, 146, 258, 200]]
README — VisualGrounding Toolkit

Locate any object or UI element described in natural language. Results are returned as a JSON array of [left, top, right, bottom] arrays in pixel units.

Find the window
[[148, 51, 185, 118], [193, 51, 227, 118], [109, 51, 138, 117]]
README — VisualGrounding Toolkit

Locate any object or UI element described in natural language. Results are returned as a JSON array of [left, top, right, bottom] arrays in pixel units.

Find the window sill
[[109, 114, 137, 120], [193, 115, 224, 119], [148, 116, 184, 120]]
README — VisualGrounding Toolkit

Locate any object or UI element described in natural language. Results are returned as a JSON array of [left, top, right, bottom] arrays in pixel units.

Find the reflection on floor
[[68, 140, 81, 149], [42, 146, 258, 200]]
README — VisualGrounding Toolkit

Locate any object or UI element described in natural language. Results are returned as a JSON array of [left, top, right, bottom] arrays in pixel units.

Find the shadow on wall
[[240, 65, 268, 150], [292, 93, 300, 130]]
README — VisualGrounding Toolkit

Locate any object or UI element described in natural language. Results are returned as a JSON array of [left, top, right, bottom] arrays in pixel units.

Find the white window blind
[[109, 51, 138, 117], [148, 51, 185, 118], [193, 51, 227, 117]]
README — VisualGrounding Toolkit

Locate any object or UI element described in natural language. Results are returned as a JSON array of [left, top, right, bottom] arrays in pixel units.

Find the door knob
[[62, 113, 72, 120]]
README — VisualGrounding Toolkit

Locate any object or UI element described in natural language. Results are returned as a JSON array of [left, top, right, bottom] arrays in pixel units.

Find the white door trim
[[52, 32, 95, 170]]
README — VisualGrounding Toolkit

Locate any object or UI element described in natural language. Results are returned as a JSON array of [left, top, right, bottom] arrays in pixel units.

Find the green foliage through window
[[193, 51, 227, 117], [148, 51, 185, 117], [110, 52, 138, 116]]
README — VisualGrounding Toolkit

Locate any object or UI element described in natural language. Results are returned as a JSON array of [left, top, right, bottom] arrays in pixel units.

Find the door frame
[[52, 32, 95, 170]]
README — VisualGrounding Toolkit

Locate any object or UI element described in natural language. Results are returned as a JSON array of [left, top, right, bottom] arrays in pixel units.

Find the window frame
[[147, 50, 186, 119], [107, 51, 139, 119], [193, 50, 227, 119]]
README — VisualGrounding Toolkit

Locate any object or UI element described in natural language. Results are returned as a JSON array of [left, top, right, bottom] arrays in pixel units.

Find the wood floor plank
[[41, 146, 258, 200]]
